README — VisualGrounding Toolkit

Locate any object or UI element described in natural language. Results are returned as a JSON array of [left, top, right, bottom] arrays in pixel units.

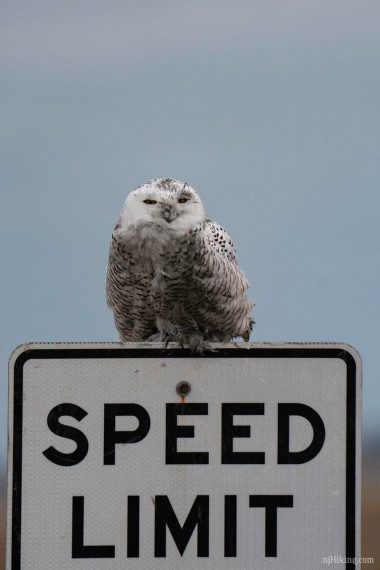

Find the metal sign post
[[7, 342, 361, 569]]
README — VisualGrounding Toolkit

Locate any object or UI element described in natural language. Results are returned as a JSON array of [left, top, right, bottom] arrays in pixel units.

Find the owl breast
[[107, 218, 253, 348]]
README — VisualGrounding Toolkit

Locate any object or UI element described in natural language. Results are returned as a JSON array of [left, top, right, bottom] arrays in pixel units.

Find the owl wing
[[204, 219, 238, 263], [106, 224, 157, 341], [185, 219, 253, 341]]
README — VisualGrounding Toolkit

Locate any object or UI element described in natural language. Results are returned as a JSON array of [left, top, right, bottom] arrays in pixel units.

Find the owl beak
[[161, 205, 178, 223]]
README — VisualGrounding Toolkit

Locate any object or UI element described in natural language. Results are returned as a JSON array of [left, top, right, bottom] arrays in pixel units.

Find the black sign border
[[10, 346, 358, 569]]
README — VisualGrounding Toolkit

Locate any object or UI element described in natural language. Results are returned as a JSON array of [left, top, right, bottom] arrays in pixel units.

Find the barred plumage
[[106, 178, 254, 351]]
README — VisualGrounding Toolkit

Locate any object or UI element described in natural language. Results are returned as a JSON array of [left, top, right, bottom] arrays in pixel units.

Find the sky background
[[1, 0, 379, 476]]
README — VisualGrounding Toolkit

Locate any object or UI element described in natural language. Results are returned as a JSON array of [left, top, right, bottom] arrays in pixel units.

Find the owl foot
[[152, 323, 215, 354], [146, 328, 182, 347], [173, 326, 215, 354], [146, 332, 163, 342], [182, 332, 214, 354]]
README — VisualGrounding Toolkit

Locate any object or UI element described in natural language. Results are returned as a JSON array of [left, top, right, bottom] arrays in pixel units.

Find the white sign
[[7, 342, 361, 570]]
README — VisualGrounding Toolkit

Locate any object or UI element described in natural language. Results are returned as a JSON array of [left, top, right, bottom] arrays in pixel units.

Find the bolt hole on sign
[[7, 342, 361, 570]]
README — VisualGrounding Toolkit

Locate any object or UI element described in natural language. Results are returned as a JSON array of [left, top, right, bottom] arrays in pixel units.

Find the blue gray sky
[[1, 0, 379, 471]]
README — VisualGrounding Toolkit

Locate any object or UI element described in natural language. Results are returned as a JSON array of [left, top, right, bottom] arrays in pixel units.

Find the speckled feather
[[106, 178, 253, 350]]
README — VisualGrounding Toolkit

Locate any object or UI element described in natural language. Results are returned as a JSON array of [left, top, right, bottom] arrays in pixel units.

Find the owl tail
[[242, 317, 255, 342]]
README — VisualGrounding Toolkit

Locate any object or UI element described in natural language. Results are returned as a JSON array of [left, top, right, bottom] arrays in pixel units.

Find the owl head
[[120, 178, 206, 231]]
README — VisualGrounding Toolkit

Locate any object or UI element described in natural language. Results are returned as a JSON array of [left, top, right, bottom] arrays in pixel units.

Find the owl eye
[[178, 197, 188, 204], [143, 199, 157, 204]]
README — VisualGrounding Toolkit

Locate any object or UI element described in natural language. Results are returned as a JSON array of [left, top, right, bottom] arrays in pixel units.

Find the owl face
[[120, 178, 206, 232]]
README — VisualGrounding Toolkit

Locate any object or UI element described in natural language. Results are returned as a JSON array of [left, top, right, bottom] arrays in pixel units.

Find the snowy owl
[[106, 178, 254, 351]]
